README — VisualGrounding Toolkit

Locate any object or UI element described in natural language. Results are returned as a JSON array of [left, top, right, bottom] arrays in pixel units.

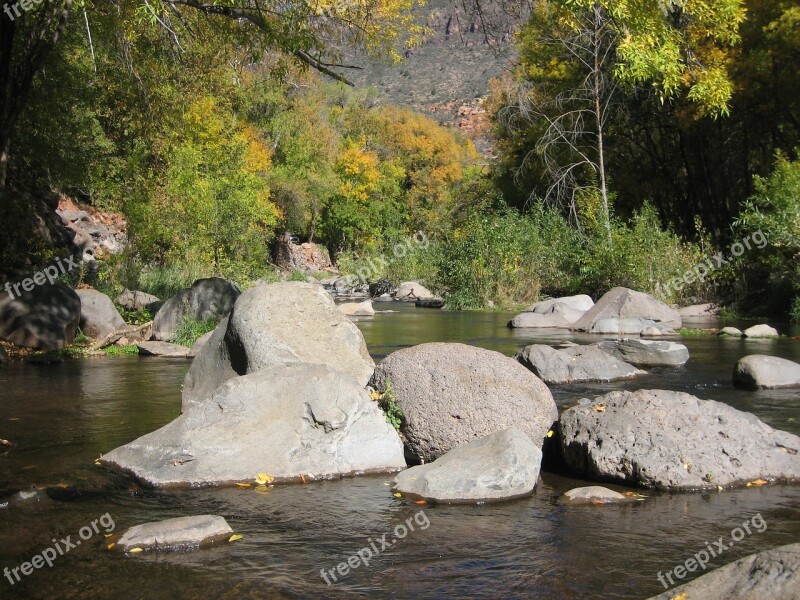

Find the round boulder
[[152, 278, 239, 341], [0, 282, 80, 349], [733, 355, 800, 390], [572, 287, 681, 334], [369, 342, 558, 463]]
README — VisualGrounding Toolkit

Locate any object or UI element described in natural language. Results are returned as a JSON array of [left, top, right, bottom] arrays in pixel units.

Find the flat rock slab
[[370, 342, 557, 463], [561, 486, 630, 505], [646, 543, 800, 600], [515, 344, 645, 384], [136, 341, 190, 358], [743, 324, 779, 338], [597, 339, 689, 367], [117, 515, 232, 552], [101, 362, 405, 488], [560, 389, 800, 490], [733, 354, 800, 389], [392, 429, 541, 504]]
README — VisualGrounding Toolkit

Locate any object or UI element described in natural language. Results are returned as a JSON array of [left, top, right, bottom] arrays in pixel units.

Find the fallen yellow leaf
[[415, 500, 426, 505], [593, 404, 607, 413], [128, 547, 144, 554], [104, 533, 114, 538], [235, 482, 252, 488], [670, 594, 687, 600], [229, 534, 243, 542], [546, 430, 555, 438], [369, 391, 383, 401], [106, 543, 116, 550], [255, 473, 274, 485], [747, 479, 768, 487], [393, 492, 402, 498]]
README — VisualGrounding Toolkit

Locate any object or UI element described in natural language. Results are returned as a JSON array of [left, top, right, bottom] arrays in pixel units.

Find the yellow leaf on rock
[[229, 534, 243, 542], [255, 473, 274, 485], [593, 404, 607, 413], [369, 391, 383, 401], [747, 479, 768, 487], [107, 543, 116, 550], [235, 482, 252, 488], [393, 492, 402, 498], [546, 430, 555, 438], [128, 547, 144, 554], [415, 500, 426, 505], [670, 594, 688, 600]]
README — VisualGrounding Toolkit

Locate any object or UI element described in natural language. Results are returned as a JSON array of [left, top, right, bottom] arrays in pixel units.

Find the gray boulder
[[395, 281, 433, 301], [596, 339, 689, 367], [0, 282, 80, 349], [101, 363, 406, 488], [338, 300, 375, 317], [509, 311, 572, 329], [187, 330, 214, 358], [743, 323, 779, 338], [392, 429, 541, 504], [525, 294, 594, 314], [116, 289, 160, 312], [515, 344, 645, 384], [733, 355, 800, 390], [182, 282, 374, 411], [370, 343, 557, 463], [646, 543, 800, 600], [560, 389, 800, 490], [572, 287, 681, 334], [117, 515, 232, 552], [152, 278, 239, 341], [136, 341, 190, 358], [561, 486, 629, 505], [589, 317, 676, 335], [75, 289, 126, 338], [719, 327, 743, 337]]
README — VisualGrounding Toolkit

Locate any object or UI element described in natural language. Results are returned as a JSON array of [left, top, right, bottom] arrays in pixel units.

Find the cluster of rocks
[[57, 201, 127, 262], [510, 287, 682, 336], [719, 324, 780, 338]]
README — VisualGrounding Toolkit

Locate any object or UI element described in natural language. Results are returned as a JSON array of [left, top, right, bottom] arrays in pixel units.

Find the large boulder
[[100, 363, 406, 488], [369, 342, 557, 463], [572, 287, 681, 334], [515, 344, 645, 384], [0, 282, 80, 349], [733, 355, 800, 390], [560, 389, 800, 490], [116, 289, 160, 312], [116, 515, 233, 553], [392, 429, 541, 504], [743, 323, 779, 338], [509, 295, 594, 329], [646, 543, 800, 600], [395, 282, 433, 301], [596, 339, 689, 367], [75, 289, 126, 338], [182, 282, 375, 411], [152, 278, 239, 341]]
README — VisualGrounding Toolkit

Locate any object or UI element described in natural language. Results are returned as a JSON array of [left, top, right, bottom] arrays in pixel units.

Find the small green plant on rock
[[172, 315, 219, 347], [372, 377, 404, 431]]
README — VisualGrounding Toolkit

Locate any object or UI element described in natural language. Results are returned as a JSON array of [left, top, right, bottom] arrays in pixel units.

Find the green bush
[[172, 315, 220, 347]]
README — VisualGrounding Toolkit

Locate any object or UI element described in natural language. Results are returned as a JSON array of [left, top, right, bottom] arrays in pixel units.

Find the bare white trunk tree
[[498, 2, 615, 242]]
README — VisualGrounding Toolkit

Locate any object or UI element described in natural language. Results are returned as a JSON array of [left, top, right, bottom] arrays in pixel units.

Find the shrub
[[172, 315, 220, 347]]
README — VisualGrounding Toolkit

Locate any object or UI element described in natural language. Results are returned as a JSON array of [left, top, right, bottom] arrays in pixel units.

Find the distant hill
[[342, 0, 524, 155]]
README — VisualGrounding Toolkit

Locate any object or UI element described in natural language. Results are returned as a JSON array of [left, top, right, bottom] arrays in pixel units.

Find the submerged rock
[[719, 326, 743, 337], [152, 278, 239, 341], [0, 282, 80, 350], [733, 355, 800, 389], [338, 300, 375, 317], [572, 287, 681, 334], [370, 342, 557, 464], [101, 363, 405, 488], [560, 389, 800, 490], [182, 282, 375, 411], [596, 339, 689, 367], [561, 486, 630, 505], [117, 515, 232, 552], [392, 429, 541, 504], [742, 324, 779, 338], [515, 344, 645, 384], [646, 543, 800, 600]]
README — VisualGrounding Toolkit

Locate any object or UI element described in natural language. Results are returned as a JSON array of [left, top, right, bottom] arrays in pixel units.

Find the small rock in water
[[597, 339, 689, 367], [116, 515, 233, 552], [561, 486, 630, 505], [392, 429, 541, 504], [742, 324, 779, 338], [733, 355, 800, 390], [719, 326, 743, 337], [136, 341, 190, 358]]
